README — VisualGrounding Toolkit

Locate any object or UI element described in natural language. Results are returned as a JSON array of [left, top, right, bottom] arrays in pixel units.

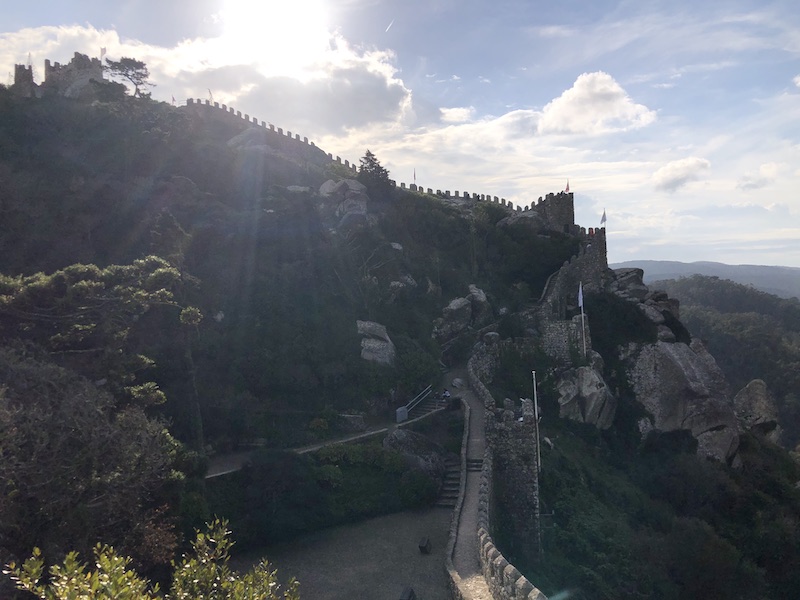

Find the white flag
[[601, 209, 607, 225], [578, 282, 584, 309]]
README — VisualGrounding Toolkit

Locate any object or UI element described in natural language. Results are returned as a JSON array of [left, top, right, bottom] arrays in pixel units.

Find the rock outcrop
[[432, 285, 493, 344], [624, 339, 739, 461], [356, 320, 396, 366], [319, 179, 370, 230], [556, 358, 617, 429], [734, 379, 782, 444]]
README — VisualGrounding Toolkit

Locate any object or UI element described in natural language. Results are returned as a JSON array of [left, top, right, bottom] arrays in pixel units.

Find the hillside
[[611, 259, 800, 299], [3, 86, 800, 600]]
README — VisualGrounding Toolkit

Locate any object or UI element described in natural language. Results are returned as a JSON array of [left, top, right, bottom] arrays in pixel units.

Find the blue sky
[[3, 0, 800, 266]]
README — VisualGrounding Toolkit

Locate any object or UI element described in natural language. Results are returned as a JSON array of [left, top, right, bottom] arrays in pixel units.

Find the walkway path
[[449, 368, 493, 599], [206, 400, 445, 478]]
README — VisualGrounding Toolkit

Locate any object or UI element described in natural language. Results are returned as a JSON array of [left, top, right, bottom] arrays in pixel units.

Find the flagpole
[[532, 369, 543, 558], [532, 370, 541, 471], [579, 282, 586, 358]]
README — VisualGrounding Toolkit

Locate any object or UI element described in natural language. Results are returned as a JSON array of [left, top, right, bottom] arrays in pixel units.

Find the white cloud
[[652, 157, 711, 191], [736, 162, 783, 190], [794, 74, 800, 88], [440, 106, 475, 123], [537, 72, 657, 134], [0, 24, 416, 135]]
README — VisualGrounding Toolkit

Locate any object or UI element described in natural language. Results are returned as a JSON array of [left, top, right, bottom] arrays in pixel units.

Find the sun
[[218, 0, 332, 79]]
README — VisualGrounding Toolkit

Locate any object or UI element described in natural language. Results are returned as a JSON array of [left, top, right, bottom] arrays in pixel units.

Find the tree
[[0, 256, 195, 406], [5, 519, 300, 599], [104, 57, 154, 98], [0, 345, 181, 571], [357, 149, 392, 199]]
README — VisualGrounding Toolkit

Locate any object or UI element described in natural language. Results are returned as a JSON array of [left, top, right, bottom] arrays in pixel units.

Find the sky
[[2, 0, 800, 267]]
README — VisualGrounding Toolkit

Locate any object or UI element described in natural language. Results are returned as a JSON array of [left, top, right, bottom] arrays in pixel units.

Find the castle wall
[[540, 227, 609, 319], [42, 52, 103, 98], [465, 347, 548, 600], [185, 98, 333, 167]]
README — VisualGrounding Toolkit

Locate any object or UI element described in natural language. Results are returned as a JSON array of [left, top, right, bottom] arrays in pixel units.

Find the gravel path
[[233, 508, 453, 600]]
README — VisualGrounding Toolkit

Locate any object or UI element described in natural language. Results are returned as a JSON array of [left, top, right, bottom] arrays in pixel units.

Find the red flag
[[565, 179, 570, 193]]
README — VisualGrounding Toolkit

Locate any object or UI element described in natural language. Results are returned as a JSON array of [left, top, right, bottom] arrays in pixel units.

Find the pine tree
[[357, 150, 392, 199]]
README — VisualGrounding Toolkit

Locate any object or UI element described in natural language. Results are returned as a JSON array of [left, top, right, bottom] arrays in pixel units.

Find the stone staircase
[[467, 458, 483, 472], [436, 456, 461, 508], [407, 394, 443, 420]]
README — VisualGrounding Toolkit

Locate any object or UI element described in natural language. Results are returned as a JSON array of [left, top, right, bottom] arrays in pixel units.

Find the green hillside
[[3, 86, 800, 600]]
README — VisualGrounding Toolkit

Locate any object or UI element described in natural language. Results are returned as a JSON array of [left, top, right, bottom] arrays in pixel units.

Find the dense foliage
[[0, 345, 181, 575], [205, 443, 438, 550], [5, 519, 299, 599], [653, 275, 800, 447]]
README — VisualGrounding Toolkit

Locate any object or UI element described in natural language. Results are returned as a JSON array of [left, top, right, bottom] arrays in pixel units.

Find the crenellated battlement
[[183, 99, 583, 233], [13, 52, 103, 99]]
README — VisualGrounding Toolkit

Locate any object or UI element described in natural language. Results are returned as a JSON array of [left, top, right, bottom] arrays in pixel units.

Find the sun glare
[[218, 0, 331, 79]]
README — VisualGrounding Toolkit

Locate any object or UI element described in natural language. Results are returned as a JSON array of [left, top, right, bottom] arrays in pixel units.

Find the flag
[[565, 179, 570, 193], [413, 168, 416, 184], [171, 95, 176, 105], [601, 209, 607, 225], [578, 282, 583, 309], [100, 47, 106, 59], [208, 89, 213, 102]]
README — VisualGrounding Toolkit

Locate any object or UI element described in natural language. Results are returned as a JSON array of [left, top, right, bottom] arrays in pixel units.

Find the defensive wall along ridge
[[184, 98, 587, 216], [13, 52, 573, 215]]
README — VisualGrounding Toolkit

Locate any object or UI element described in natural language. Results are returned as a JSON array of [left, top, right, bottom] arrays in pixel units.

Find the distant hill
[[610, 260, 800, 299]]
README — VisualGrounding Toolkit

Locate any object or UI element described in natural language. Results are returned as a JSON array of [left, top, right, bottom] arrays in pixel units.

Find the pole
[[532, 369, 543, 557], [532, 370, 540, 470], [581, 306, 586, 358]]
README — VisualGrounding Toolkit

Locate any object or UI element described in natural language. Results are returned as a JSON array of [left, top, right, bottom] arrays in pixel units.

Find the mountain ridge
[[611, 259, 800, 299]]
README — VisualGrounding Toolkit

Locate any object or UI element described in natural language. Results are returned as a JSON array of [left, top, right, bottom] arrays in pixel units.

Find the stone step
[[466, 459, 483, 472]]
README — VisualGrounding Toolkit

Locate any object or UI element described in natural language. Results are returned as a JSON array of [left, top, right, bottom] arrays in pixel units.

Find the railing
[[396, 384, 433, 423]]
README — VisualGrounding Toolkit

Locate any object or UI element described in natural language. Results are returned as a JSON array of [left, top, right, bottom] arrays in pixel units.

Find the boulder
[[611, 268, 649, 300], [624, 339, 739, 461], [556, 366, 617, 429], [318, 179, 370, 231], [432, 285, 493, 344], [468, 284, 492, 326], [432, 297, 473, 343], [734, 379, 782, 444], [383, 429, 446, 480], [356, 320, 396, 365]]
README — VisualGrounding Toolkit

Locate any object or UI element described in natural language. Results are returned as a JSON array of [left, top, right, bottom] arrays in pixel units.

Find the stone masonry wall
[[467, 349, 548, 600], [540, 227, 608, 320]]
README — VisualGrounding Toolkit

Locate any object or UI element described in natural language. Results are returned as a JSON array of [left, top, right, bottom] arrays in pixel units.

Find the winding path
[[448, 368, 493, 599]]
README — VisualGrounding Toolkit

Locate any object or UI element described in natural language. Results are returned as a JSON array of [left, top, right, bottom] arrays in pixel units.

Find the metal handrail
[[396, 384, 433, 423], [406, 384, 433, 413]]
